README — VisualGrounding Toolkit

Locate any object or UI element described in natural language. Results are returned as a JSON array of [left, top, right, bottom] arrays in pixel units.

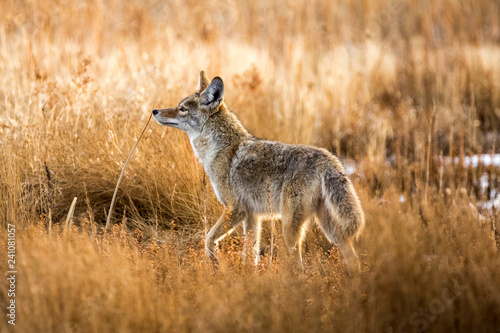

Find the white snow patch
[[452, 154, 500, 168]]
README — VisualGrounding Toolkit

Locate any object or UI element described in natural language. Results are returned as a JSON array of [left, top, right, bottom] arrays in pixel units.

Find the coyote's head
[[153, 71, 224, 137]]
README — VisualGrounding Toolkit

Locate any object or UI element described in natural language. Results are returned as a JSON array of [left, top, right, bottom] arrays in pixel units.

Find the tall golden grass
[[1, 0, 499, 331]]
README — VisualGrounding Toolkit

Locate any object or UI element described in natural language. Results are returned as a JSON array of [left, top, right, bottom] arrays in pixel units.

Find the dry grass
[[1, 0, 499, 332]]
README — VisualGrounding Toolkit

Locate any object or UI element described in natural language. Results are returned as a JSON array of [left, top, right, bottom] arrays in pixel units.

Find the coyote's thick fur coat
[[153, 71, 365, 272]]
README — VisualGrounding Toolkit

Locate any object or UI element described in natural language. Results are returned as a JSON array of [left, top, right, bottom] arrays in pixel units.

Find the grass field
[[1, 0, 500, 332]]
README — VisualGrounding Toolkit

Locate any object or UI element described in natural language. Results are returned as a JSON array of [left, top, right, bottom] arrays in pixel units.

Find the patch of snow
[[344, 162, 356, 175], [341, 155, 499, 210], [452, 154, 500, 168], [478, 196, 500, 210]]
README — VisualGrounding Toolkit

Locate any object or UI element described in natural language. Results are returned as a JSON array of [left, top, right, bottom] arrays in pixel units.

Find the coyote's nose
[[152, 109, 159, 115]]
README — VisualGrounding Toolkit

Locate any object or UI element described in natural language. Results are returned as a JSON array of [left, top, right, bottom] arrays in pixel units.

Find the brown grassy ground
[[1, 0, 500, 332]]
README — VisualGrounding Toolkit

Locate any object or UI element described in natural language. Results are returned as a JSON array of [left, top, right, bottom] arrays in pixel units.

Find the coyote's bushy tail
[[321, 170, 365, 240]]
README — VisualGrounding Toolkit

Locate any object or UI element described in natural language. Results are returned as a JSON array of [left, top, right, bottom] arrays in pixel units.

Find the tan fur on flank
[[153, 71, 365, 273]]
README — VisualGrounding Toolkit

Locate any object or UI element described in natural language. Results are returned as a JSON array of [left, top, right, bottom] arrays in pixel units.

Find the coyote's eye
[[179, 106, 188, 113]]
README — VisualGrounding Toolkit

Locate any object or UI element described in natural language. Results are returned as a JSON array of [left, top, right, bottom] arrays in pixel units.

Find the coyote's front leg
[[205, 206, 246, 260]]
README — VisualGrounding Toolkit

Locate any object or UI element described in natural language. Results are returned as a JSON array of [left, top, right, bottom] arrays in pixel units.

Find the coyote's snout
[[153, 71, 365, 273]]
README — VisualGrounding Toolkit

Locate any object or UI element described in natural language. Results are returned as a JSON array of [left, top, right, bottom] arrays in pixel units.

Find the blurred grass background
[[0, 0, 499, 332]]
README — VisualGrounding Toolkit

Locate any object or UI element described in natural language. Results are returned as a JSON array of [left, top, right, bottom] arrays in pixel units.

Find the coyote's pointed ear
[[200, 77, 224, 110], [197, 70, 210, 93]]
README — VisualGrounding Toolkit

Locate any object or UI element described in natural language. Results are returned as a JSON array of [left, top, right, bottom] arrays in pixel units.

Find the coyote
[[153, 71, 365, 273]]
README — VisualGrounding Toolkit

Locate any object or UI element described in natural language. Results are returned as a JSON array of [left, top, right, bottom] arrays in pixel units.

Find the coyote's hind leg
[[281, 185, 310, 270], [243, 213, 261, 265], [338, 238, 360, 274]]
